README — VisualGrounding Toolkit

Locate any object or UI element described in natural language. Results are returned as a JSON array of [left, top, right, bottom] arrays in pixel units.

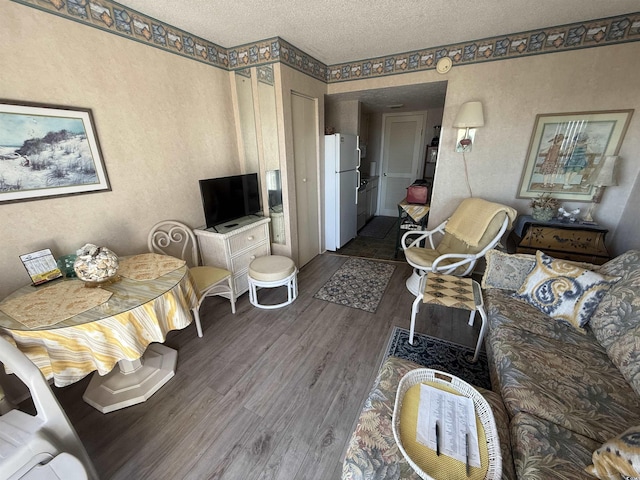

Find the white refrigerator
[[325, 133, 360, 251]]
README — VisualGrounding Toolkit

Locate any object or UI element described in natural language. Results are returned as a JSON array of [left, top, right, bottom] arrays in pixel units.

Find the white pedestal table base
[[82, 344, 177, 414]]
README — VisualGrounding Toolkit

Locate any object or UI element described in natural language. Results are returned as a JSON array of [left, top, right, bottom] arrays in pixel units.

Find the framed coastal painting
[[517, 109, 633, 201], [0, 100, 110, 204]]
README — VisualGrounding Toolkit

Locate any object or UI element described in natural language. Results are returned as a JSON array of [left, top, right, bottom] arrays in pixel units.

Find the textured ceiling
[[325, 82, 448, 113], [121, 0, 639, 65]]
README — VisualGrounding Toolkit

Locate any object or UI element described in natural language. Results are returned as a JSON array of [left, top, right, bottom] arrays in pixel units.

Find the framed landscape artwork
[[0, 101, 110, 204], [517, 109, 633, 201]]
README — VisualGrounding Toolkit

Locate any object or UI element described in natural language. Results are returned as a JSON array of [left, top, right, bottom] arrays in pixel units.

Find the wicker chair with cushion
[[148, 220, 235, 338], [401, 198, 517, 295]]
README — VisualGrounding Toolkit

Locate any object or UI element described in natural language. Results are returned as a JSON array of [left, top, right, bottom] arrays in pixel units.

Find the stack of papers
[[416, 384, 481, 467]]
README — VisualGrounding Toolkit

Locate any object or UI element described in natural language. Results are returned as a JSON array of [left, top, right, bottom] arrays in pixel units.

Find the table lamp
[[583, 155, 619, 223]]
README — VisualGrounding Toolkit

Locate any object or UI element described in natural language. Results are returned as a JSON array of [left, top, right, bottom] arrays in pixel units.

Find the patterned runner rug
[[383, 326, 491, 390], [314, 258, 396, 313], [358, 216, 397, 239]]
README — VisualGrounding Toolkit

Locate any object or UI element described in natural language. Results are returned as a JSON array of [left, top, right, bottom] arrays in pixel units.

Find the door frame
[[378, 111, 428, 216]]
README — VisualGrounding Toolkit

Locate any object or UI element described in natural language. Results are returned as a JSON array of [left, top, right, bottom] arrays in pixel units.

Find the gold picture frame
[[517, 109, 633, 201]]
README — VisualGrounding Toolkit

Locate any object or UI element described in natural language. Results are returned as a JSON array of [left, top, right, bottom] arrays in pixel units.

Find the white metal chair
[[148, 220, 236, 337], [401, 198, 516, 295], [0, 336, 98, 480]]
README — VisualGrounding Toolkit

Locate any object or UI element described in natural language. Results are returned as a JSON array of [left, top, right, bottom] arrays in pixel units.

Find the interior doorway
[[378, 112, 427, 216], [323, 82, 446, 262]]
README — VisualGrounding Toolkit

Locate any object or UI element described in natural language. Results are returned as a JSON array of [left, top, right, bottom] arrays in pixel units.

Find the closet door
[[291, 92, 320, 267]]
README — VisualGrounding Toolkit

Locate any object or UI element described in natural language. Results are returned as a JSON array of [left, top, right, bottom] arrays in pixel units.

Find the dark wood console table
[[508, 215, 610, 265]]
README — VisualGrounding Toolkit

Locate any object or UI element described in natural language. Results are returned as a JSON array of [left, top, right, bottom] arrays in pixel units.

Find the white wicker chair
[[401, 198, 514, 295], [148, 220, 235, 337]]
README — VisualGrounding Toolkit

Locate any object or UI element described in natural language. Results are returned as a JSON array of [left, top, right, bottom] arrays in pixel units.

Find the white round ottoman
[[247, 255, 298, 309]]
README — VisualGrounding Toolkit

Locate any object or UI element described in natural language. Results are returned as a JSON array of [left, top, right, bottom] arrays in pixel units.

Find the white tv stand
[[194, 216, 271, 296]]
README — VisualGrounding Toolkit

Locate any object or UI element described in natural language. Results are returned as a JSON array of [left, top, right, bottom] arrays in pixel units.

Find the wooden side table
[[395, 198, 430, 258], [508, 215, 610, 264], [409, 273, 487, 362]]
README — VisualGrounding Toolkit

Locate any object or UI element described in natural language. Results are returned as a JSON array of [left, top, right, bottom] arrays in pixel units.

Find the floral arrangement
[[529, 193, 560, 221], [529, 193, 560, 211]]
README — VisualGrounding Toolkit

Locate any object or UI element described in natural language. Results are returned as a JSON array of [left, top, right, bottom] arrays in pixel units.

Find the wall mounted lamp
[[453, 101, 484, 152], [583, 155, 619, 223]]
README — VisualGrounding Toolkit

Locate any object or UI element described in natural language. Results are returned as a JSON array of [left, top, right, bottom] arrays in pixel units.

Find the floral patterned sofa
[[482, 248, 640, 479], [341, 355, 517, 480], [342, 249, 640, 479]]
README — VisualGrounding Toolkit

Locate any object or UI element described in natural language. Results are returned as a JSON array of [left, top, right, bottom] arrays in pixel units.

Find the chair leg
[[409, 295, 422, 345], [248, 278, 257, 307], [192, 307, 204, 338], [472, 305, 489, 363], [228, 276, 236, 314], [287, 278, 294, 302]]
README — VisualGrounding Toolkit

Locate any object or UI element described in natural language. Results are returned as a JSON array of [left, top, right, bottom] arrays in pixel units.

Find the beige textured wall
[[325, 99, 360, 136], [328, 43, 640, 255], [613, 172, 640, 253], [0, 2, 239, 298]]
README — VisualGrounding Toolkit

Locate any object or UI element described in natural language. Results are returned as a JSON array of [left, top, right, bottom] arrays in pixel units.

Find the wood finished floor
[[53, 253, 482, 479]]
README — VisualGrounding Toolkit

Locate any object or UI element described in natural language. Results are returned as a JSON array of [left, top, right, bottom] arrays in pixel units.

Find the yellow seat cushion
[[406, 214, 507, 275], [249, 256, 296, 282], [190, 265, 231, 291]]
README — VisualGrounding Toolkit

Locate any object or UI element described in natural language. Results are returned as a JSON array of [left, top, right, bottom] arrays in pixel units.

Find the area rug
[[358, 216, 397, 239], [383, 326, 491, 390], [314, 257, 396, 313]]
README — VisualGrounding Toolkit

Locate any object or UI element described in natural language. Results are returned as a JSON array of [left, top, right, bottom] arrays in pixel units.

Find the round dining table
[[0, 253, 200, 413]]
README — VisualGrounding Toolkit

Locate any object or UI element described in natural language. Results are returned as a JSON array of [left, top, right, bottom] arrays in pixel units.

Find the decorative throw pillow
[[516, 251, 620, 330], [481, 249, 601, 292], [481, 250, 536, 291], [585, 425, 640, 480]]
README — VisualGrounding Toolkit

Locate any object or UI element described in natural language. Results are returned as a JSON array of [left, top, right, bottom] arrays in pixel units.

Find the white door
[[378, 113, 427, 216], [291, 92, 320, 267]]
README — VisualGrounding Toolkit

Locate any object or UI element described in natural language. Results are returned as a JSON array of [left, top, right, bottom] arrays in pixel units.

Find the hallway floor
[[335, 216, 405, 262]]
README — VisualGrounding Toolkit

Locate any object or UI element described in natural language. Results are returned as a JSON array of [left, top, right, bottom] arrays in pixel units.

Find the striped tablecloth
[[399, 198, 430, 223], [0, 259, 199, 387]]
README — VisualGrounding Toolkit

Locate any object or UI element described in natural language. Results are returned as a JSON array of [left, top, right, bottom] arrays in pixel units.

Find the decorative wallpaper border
[[11, 0, 640, 85], [13, 0, 230, 67], [327, 13, 640, 82]]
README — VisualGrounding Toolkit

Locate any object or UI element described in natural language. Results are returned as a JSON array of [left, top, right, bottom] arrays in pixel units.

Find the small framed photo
[[517, 110, 633, 201], [0, 100, 110, 204]]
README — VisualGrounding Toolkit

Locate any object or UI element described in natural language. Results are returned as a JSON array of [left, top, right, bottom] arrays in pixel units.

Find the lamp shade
[[453, 101, 485, 128], [589, 155, 619, 187]]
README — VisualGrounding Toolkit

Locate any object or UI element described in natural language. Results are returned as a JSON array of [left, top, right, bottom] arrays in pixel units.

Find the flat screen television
[[199, 173, 261, 229]]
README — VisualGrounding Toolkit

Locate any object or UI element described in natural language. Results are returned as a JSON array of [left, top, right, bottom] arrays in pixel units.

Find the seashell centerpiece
[[73, 243, 119, 287]]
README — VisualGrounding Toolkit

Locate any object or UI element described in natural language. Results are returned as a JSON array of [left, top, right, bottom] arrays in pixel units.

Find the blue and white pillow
[[517, 251, 620, 330]]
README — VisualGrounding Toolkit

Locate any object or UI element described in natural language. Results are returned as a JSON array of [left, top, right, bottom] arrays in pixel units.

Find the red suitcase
[[406, 184, 428, 204]]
